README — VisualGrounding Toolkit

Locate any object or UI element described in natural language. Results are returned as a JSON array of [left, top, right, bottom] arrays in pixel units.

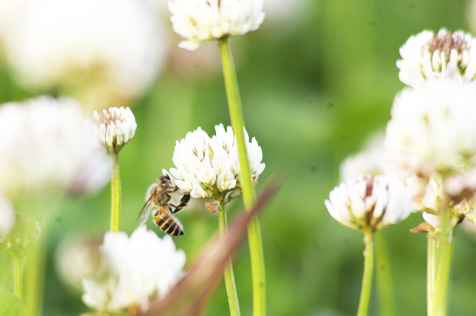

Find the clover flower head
[[384, 80, 476, 175], [169, 124, 265, 199], [168, 0, 265, 50], [397, 29, 476, 87], [82, 226, 185, 313], [324, 175, 413, 232], [5, 0, 166, 107], [0, 96, 107, 200], [91, 107, 137, 154]]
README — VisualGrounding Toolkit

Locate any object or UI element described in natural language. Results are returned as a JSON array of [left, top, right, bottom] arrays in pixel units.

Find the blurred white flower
[[66, 151, 111, 196], [0, 196, 15, 236], [82, 226, 185, 313], [91, 107, 137, 154], [169, 124, 265, 199], [168, 0, 265, 50], [445, 167, 476, 199], [5, 0, 167, 109], [324, 175, 413, 232], [340, 131, 408, 181], [56, 234, 106, 293], [0, 0, 28, 58], [397, 29, 476, 87], [384, 80, 476, 175], [0, 96, 108, 200]]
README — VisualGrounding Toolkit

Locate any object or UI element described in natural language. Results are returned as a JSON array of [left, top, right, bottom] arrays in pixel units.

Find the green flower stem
[[218, 37, 266, 316], [427, 237, 437, 314], [429, 212, 455, 316], [375, 233, 395, 316], [357, 231, 375, 316], [13, 256, 22, 301], [110, 153, 121, 232], [218, 200, 241, 316], [25, 233, 46, 316]]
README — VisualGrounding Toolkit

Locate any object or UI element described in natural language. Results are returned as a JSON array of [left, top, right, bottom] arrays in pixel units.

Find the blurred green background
[[2, 0, 476, 315]]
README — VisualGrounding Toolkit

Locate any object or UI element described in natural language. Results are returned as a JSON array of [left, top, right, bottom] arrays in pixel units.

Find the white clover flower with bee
[[169, 124, 265, 199], [324, 175, 413, 232], [168, 0, 265, 50], [82, 226, 185, 313], [397, 29, 476, 87]]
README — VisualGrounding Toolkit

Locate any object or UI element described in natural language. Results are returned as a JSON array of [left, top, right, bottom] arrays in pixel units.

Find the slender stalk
[[429, 211, 455, 316], [375, 233, 395, 316], [13, 256, 22, 301], [218, 37, 266, 316], [110, 153, 121, 232], [218, 200, 241, 316], [357, 231, 375, 316], [427, 237, 437, 315], [25, 233, 46, 316]]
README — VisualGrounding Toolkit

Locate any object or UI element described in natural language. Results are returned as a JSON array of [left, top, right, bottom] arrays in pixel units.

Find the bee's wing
[[137, 193, 156, 225]]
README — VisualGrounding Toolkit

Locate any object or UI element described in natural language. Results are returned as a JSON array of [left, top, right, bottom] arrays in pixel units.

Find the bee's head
[[159, 174, 171, 182]]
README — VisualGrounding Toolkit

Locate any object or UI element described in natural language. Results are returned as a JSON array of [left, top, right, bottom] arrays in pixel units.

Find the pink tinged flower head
[[324, 175, 413, 232], [397, 29, 476, 87], [82, 226, 185, 313], [168, 0, 265, 50]]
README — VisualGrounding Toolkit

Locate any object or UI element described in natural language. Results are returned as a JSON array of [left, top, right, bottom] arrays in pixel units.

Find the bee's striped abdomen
[[153, 207, 184, 236]]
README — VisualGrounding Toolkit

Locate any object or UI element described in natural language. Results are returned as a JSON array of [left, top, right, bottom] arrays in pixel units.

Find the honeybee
[[137, 174, 191, 236]]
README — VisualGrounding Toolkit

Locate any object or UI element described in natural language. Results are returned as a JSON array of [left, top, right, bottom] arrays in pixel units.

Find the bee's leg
[[169, 194, 191, 214]]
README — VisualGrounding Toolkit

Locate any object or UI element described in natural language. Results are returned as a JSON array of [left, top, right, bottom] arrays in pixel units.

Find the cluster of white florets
[[397, 29, 476, 87], [328, 29, 476, 232], [168, 0, 265, 50], [82, 226, 185, 313], [91, 107, 137, 154], [169, 124, 265, 199]]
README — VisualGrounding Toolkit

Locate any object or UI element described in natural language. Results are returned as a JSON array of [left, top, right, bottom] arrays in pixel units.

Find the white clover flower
[[324, 175, 413, 232], [168, 0, 265, 50], [5, 0, 167, 108], [82, 226, 185, 313], [0, 96, 108, 200], [384, 80, 476, 175], [0, 196, 15, 237], [169, 124, 265, 199], [397, 29, 476, 87], [91, 107, 137, 154]]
